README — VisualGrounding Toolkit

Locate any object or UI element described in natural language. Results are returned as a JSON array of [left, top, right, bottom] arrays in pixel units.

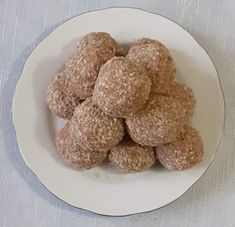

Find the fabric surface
[[0, 1, 234, 226]]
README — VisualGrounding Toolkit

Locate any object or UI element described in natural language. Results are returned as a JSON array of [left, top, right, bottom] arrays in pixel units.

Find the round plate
[[13, 8, 224, 216]]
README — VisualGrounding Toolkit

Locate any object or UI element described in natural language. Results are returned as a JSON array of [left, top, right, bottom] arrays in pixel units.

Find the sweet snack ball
[[93, 56, 151, 118], [70, 98, 125, 151], [55, 122, 107, 170], [156, 125, 203, 170], [109, 139, 155, 173]]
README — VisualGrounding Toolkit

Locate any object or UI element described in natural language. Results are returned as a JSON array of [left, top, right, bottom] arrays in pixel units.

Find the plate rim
[[12, 7, 225, 216]]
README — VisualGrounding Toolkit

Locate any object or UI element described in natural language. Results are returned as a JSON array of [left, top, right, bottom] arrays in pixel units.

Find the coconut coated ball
[[156, 125, 203, 170], [93, 57, 151, 118], [155, 81, 195, 118], [78, 32, 123, 56], [66, 46, 115, 100], [70, 98, 125, 152], [126, 38, 176, 93], [126, 93, 184, 147], [66, 33, 124, 100], [55, 122, 107, 170], [46, 71, 80, 119], [109, 139, 155, 173]]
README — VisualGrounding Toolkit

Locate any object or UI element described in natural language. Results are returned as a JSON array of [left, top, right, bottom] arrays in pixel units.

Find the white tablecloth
[[0, 1, 234, 226]]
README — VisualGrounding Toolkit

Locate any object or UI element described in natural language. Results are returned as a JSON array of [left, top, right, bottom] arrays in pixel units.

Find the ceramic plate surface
[[13, 8, 224, 216]]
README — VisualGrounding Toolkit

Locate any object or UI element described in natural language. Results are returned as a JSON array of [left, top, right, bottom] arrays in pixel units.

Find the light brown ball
[[126, 38, 176, 93], [66, 46, 115, 100], [66, 33, 123, 100], [156, 81, 195, 118], [78, 32, 123, 56], [109, 139, 155, 173], [126, 93, 184, 147], [46, 71, 80, 119], [70, 98, 125, 152], [55, 122, 107, 170], [93, 57, 151, 118], [156, 125, 203, 171]]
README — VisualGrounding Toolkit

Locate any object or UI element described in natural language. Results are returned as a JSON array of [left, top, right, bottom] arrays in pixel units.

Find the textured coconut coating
[[55, 122, 107, 170], [109, 139, 155, 173], [93, 57, 151, 118], [155, 81, 195, 118], [78, 32, 124, 56], [70, 98, 125, 151], [46, 71, 80, 119], [156, 125, 203, 171], [126, 93, 184, 147], [126, 39, 176, 93], [66, 45, 117, 100], [130, 37, 160, 47]]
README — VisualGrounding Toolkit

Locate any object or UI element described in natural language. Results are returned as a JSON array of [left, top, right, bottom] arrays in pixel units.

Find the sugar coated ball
[[55, 122, 107, 170], [156, 125, 203, 170], [155, 81, 195, 118], [46, 71, 80, 119], [109, 139, 155, 173], [126, 38, 176, 93], [78, 32, 123, 56], [126, 93, 184, 146], [70, 98, 125, 151], [93, 56, 151, 118], [66, 33, 123, 99]]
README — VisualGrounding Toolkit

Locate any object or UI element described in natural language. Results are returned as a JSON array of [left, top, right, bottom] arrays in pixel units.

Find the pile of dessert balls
[[47, 32, 203, 173]]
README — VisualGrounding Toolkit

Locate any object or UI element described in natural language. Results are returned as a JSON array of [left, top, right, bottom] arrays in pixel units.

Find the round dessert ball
[[70, 98, 125, 152], [93, 57, 151, 118], [109, 139, 155, 173], [55, 122, 107, 170], [46, 71, 80, 119], [126, 93, 184, 147], [66, 46, 115, 100], [126, 38, 176, 93], [156, 81, 195, 118], [66, 33, 123, 100], [156, 125, 203, 170], [78, 32, 123, 56]]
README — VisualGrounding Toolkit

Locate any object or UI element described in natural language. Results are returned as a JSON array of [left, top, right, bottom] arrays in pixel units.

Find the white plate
[[13, 8, 224, 216]]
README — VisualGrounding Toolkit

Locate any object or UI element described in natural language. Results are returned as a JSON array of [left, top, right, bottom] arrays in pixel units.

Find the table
[[0, 1, 234, 226]]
